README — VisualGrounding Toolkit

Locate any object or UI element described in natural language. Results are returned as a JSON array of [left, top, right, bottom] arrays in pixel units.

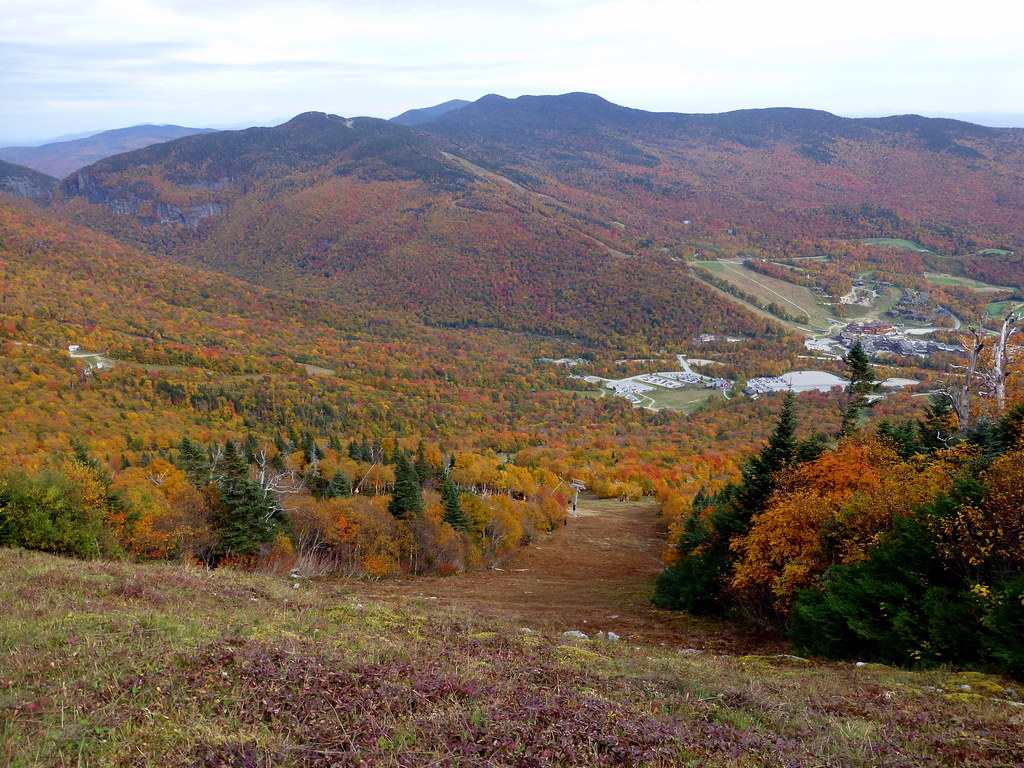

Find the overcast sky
[[2, 0, 1022, 144]]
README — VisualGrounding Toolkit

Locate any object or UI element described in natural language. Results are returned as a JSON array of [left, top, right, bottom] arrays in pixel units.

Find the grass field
[[694, 259, 836, 330], [870, 285, 905, 317], [688, 275, 808, 333], [642, 386, 724, 413], [3, 548, 1023, 766], [695, 260, 727, 273], [923, 273, 1011, 292], [985, 299, 1024, 318], [861, 238, 940, 256]]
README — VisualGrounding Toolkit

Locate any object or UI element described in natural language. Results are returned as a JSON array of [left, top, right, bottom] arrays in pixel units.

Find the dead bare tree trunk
[[982, 311, 1019, 417], [948, 324, 986, 437]]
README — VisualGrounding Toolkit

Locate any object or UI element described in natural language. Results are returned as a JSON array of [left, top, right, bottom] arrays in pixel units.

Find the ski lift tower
[[569, 480, 586, 517]]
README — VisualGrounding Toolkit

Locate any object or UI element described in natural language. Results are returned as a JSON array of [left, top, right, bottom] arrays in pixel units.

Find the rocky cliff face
[[0, 160, 59, 205], [63, 170, 230, 227]]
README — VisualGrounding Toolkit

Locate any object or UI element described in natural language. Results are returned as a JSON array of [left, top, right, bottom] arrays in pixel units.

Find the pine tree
[[213, 441, 279, 557], [654, 392, 802, 614], [324, 469, 353, 499], [440, 475, 470, 531], [243, 432, 259, 461], [388, 452, 424, 519], [414, 442, 433, 485], [733, 391, 799, 516], [176, 437, 210, 486], [302, 432, 320, 462], [840, 339, 878, 437], [919, 394, 956, 452]]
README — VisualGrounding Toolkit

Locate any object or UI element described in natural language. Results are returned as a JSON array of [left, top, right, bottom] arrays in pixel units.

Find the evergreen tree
[[324, 469, 353, 499], [414, 442, 433, 486], [388, 452, 424, 519], [243, 432, 259, 461], [839, 339, 878, 437], [654, 392, 802, 614], [176, 437, 210, 486], [876, 419, 922, 459], [359, 436, 373, 462], [918, 394, 956, 452], [302, 432, 320, 462], [70, 436, 102, 474], [329, 434, 343, 452], [213, 441, 281, 558], [440, 475, 470, 531], [733, 391, 799, 515], [348, 439, 361, 461]]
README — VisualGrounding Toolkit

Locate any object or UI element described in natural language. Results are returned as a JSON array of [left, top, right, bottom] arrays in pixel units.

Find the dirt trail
[[346, 495, 783, 654]]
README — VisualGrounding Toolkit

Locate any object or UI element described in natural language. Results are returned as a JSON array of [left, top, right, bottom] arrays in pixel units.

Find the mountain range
[[3, 92, 1022, 348], [0, 124, 217, 178]]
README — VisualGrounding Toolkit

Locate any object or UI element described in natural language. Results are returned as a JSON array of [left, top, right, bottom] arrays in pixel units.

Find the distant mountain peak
[[391, 99, 472, 126], [0, 124, 217, 178]]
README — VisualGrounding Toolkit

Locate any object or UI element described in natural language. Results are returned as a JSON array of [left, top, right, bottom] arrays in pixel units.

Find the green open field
[[985, 299, 1024, 319], [690, 273, 809, 333], [871, 285, 905, 316], [695, 260, 727, 273], [641, 385, 725, 413], [585, 383, 724, 413], [694, 259, 836, 331], [861, 238, 941, 256], [923, 272, 1011, 292]]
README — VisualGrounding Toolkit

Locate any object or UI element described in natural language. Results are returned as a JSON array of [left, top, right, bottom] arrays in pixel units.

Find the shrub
[[790, 517, 985, 666], [986, 574, 1024, 678]]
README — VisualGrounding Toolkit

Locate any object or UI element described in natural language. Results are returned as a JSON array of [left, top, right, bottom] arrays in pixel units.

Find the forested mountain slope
[[422, 93, 1024, 253], [52, 94, 1024, 348], [54, 110, 776, 348]]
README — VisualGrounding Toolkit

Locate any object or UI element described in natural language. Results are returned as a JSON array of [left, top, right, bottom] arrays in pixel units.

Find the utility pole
[[570, 480, 586, 517]]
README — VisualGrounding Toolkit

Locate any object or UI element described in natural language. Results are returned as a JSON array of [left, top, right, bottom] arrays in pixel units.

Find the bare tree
[[254, 449, 302, 519], [946, 324, 986, 436], [980, 311, 1020, 416], [944, 311, 1020, 436]]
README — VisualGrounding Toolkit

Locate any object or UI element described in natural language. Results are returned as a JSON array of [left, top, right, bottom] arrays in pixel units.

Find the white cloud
[[1, 0, 1021, 142]]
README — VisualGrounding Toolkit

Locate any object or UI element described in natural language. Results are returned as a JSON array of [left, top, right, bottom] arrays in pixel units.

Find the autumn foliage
[[655, 394, 1024, 675]]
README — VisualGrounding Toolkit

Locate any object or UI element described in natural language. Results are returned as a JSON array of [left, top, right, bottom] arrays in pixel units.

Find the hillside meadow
[[2, 548, 1023, 767]]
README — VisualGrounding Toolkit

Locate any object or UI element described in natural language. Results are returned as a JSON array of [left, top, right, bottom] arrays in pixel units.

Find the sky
[[2, 0, 1022, 144]]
